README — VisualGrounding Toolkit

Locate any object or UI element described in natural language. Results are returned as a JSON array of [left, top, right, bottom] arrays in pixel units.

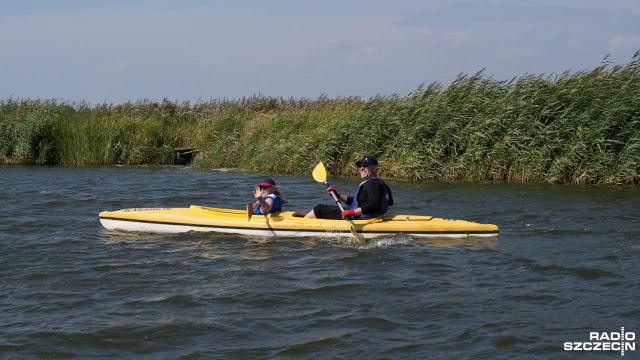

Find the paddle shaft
[[325, 181, 363, 242], [246, 202, 253, 221], [326, 184, 347, 212], [312, 162, 364, 243]]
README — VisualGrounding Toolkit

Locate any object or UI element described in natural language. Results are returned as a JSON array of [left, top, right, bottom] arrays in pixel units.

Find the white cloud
[[346, 45, 393, 66], [608, 34, 640, 52], [114, 60, 129, 71], [441, 29, 469, 46]]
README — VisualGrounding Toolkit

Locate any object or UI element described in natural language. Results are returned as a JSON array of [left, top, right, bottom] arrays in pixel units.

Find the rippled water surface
[[1, 166, 639, 359]]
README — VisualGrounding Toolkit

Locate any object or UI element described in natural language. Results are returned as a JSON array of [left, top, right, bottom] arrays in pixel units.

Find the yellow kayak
[[99, 205, 498, 239]]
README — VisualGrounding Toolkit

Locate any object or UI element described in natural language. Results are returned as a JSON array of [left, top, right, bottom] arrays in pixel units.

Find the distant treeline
[[2, 51, 639, 185]]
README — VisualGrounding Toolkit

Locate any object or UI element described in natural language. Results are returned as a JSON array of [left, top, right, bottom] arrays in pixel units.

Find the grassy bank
[[2, 51, 639, 185]]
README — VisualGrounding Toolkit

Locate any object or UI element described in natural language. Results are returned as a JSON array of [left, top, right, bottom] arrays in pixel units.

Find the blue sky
[[1, 0, 639, 104]]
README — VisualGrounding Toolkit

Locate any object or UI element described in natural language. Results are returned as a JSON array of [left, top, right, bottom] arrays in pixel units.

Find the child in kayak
[[251, 178, 284, 215]]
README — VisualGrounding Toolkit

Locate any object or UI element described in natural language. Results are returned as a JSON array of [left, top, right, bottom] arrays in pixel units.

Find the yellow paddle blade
[[312, 162, 327, 183], [348, 223, 364, 243]]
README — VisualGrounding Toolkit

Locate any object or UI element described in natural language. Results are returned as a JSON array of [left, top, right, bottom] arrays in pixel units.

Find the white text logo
[[564, 328, 635, 356]]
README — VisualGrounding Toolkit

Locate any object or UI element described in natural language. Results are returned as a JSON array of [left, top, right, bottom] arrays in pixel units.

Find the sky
[[1, 0, 639, 105]]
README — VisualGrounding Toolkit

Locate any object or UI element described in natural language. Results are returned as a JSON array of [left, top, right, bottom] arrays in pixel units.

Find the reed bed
[[1, 51, 639, 185]]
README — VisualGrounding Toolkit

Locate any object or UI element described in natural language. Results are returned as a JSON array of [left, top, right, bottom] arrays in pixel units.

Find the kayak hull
[[98, 205, 499, 239]]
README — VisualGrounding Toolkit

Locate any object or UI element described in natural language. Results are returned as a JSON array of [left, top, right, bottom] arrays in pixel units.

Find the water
[[1, 166, 639, 359]]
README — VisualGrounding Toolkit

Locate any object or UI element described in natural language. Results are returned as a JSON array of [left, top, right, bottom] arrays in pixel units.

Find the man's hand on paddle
[[326, 186, 339, 197], [341, 209, 356, 218]]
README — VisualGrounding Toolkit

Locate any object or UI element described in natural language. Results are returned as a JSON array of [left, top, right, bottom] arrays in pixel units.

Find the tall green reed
[[1, 51, 639, 185]]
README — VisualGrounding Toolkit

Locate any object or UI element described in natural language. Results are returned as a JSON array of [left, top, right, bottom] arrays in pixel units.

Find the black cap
[[355, 155, 378, 167]]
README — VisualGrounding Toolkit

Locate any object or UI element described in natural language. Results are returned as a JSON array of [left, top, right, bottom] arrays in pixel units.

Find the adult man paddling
[[305, 155, 393, 220]]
